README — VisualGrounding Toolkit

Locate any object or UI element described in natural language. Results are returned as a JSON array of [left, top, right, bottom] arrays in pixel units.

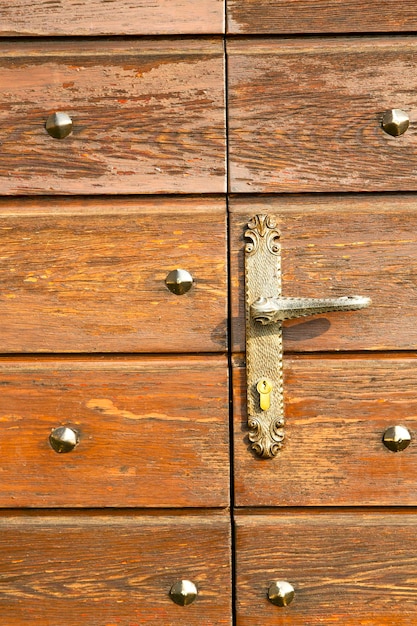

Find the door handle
[[244, 214, 371, 458], [251, 295, 370, 325]]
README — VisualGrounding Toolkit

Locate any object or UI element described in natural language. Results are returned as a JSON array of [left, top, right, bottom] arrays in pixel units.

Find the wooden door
[[228, 14, 417, 625], [0, 8, 231, 624], [2, 2, 417, 624]]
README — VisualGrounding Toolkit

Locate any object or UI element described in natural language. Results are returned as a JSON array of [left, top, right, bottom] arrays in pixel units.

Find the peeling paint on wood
[[228, 0, 417, 34], [0, 39, 226, 194], [228, 37, 417, 193], [1, 0, 224, 35]]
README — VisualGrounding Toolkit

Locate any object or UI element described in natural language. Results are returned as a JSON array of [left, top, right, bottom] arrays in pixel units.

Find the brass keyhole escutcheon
[[256, 378, 273, 411]]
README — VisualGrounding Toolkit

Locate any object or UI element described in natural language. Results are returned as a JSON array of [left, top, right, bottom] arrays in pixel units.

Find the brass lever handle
[[244, 214, 371, 458], [251, 295, 371, 325]]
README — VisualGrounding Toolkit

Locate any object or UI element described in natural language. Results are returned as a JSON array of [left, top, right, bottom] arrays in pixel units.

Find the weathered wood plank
[[234, 355, 417, 506], [0, 39, 225, 194], [0, 197, 226, 352], [236, 510, 417, 625], [228, 37, 417, 193], [230, 194, 417, 352], [0, 511, 232, 625], [228, 0, 417, 34], [0, 0, 224, 35], [0, 356, 229, 507]]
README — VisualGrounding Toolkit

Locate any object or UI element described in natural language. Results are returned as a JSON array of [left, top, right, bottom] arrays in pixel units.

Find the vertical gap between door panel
[[224, 14, 237, 624]]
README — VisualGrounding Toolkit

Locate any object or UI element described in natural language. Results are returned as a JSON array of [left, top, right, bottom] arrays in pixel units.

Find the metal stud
[[381, 109, 409, 137], [382, 425, 411, 452], [169, 580, 198, 606], [165, 269, 193, 295], [45, 112, 73, 139], [268, 581, 295, 607], [49, 426, 80, 453]]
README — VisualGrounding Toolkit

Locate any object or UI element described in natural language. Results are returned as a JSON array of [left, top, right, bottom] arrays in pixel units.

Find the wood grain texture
[[0, 356, 229, 507], [236, 510, 417, 625], [230, 194, 417, 352], [228, 37, 417, 193], [0, 1, 224, 35], [233, 356, 417, 506], [228, 0, 417, 34], [0, 511, 232, 625], [0, 197, 226, 353], [0, 39, 225, 195]]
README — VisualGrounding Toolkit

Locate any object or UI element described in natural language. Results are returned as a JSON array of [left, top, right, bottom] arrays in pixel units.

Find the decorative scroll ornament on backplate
[[244, 214, 371, 459]]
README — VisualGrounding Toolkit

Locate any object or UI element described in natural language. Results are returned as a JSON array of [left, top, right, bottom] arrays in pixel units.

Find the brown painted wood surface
[[228, 37, 417, 193], [0, 510, 232, 625], [0, 197, 226, 353], [0, 39, 225, 195], [227, 0, 417, 34], [0, 1, 224, 35], [0, 357, 229, 507], [230, 194, 417, 352], [236, 510, 417, 625], [233, 355, 417, 506]]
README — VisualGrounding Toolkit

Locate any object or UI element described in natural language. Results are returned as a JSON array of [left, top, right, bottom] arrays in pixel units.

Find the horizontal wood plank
[[236, 510, 417, 625], [0, 357, 229, 507], [0, 511, 231, 625], [234, 355, 417, 506], [0, 1, 224, 35], [0, 197, 226, 352], [230, 194, 417, 352], [228, 37, 417, 193], [228, 0, 417, 34], [0, 39, 225, 194]]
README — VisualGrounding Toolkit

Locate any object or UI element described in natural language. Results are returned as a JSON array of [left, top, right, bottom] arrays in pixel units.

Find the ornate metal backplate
[[244, 214, 371, 459], [245, 214, 285, 459]]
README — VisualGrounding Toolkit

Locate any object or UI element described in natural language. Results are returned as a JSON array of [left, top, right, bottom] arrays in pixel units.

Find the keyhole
[[256, 378, 272, 411]]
